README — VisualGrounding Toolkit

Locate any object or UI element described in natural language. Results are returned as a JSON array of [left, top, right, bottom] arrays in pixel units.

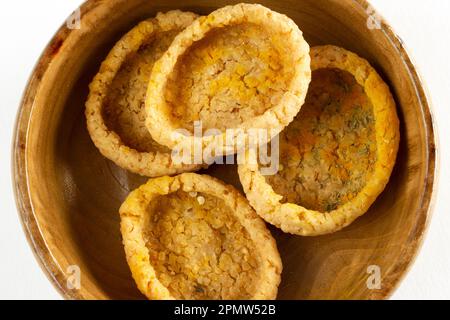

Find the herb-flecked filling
[[265, 68, 377, 212]]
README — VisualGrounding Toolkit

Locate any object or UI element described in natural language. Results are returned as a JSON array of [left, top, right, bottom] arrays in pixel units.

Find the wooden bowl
[[13, 0, 437, 300]]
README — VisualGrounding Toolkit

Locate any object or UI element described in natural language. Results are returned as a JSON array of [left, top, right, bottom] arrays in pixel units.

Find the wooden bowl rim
[[12, 0, 438, 300]]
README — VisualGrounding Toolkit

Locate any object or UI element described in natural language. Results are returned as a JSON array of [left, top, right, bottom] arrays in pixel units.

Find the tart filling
[[119, 173, 282, 300], [238, 45, 400, 236], [85, 11, 200, 177], [146, 3, 311, 158]]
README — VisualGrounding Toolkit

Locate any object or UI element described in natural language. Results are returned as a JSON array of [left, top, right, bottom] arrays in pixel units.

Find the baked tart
[[145, 3, 311, 160], [119, 173, 282, 300], [86, 11, 201, 177], [238, 45, 400, 236]]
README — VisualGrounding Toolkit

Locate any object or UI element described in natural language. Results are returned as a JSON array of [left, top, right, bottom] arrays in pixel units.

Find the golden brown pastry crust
[[265, 68, 377, 213], [85, 11, 201, 177], [238, 45, 400, 236], [145, 3, 311, 159], [119, 173, 282, 300]]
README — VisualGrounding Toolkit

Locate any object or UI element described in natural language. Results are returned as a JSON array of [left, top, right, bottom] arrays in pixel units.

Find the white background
[[0, 0, 448, 300]]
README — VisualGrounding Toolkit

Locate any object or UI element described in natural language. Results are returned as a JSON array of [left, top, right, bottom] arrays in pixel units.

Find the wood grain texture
[[13, 0, 437, 300]]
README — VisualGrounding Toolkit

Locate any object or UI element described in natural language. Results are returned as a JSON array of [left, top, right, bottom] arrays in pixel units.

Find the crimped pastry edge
[[85, 11, 201, 177], [119, 173, 282, 300], [238, 45, 400, 236], [145, 3, 311, 158]]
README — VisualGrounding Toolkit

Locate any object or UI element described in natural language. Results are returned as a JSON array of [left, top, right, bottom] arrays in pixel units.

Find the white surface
[[0, 0, 448, 300]]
